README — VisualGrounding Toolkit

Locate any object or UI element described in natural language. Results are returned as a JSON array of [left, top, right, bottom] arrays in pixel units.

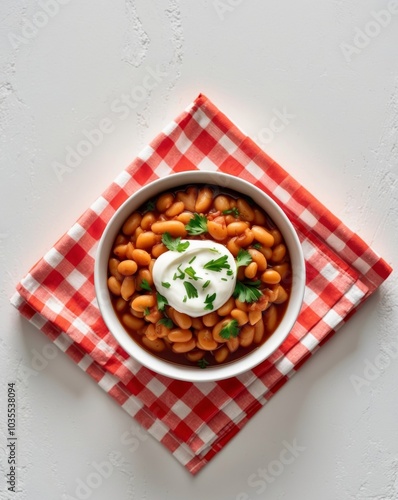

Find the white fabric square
[[320, 262, 340, 282], [326, 232, 346, 252], [300, 332, 318, 351], [172, 401, 192, 420], [91, 196, 108, 216], [300, 208, 318, 228], [274, 185, 292, 204], [154, 161, 172, 177], [114, 170, 131, 188], [66, 268, 87, 290], [43, 247, 64, 267], [146, 378, 167, 398]]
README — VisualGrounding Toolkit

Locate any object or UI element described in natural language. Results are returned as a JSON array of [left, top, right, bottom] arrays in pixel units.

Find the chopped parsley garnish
[[183, 295, 187, 303], [222, 207, 240, 218], [184, 266, 201, 281], [142, 199, 156, 213], [188, 256, 196, 264], [143, 307, 150, 316], [140, 279, 152, 291], [197, 358, 209, 369], [185, 213, 208, 235], [162, 281, 171, 289], [203, 255, 230, 272], [183, 281, 198, 299], [233, 280, 263, 303], [219, 319, 240, 340], [173, 264, 185, 280], [252, 243, 262, 250], [236, 249, 252, 268], [159, 317, 173, 329], [202, 280, 211, 289], [162, 233, 190, 252], [156, 292, 168, 311], [227, 270, 233, 276], [204, 293, 216, 310]]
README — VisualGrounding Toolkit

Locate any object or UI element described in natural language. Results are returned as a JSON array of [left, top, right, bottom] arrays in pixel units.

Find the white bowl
[[94, 171, 306, 382]]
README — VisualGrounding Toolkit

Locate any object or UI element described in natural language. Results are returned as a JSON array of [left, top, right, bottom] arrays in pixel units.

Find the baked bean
[[173, 310, 192, 330], [235, 299, 249, 312], [141, 212, 156, 230], [131, 249, 151, 266], [114, 234, 128, 246], [168, 328, 192, 343], [244, 262, 258, 279], [121, 276, 136, 301], [227, 221, 248, 236], [248, 309, 262, 325], [108, 258, 123, 281], [155, 321, 171, 338], [165, 201, 185, 218], [131, 294, 156, 312], [115, 297, 128, 312], [191, 317, 205, 330], [151, 220, 187, 237], [176, 211, 194, 224], [145, 324, 157, 340], [253, 208, 266, 225], [248, 249, 267, 271], [125, 242, 135, 260], [264, 305, 277, 331], [227, 336, 240, 353], [214, 195, 231, 212], [113, 244, 128, 259], [197, 329, 218, 350], [207, 219, 228, 241], [133, 226, 144, 243], [236, 229, 254, 247], [138, 268, 153, 286], [136, 231, 159, 249], [217, 297, 235, 316], [117, 260, 138, 276], [152, 242, 168, 258], [236, 198, 255, 221], [252, 226, 274, 247], [271, 243, 287, 263], [230, 308, 249, 326], [269, 228, 282, 246], [214, 346, 229, 363], [177, 187, 197, 212], [142, 337, 166, 352], [203, 311, 219, 327], [239, 325, 255, 347], [272, 263, 290, 280], [226, 237, 241, 256], [212, 319, 231, 343], [257, 245, 273, 260], [195, 187, 213, 213], [172, 338, 196, 353], [122, 313, 145, 331], [186, 350, 205, 362], [273, 285, 289, 304], [156, 192, 174, 213], [122, 212, 142, 235], [261, 269, 281, 285], [108, 276, 121, 295], [146, 309, 162, 324], [253, 318, 265, 344]]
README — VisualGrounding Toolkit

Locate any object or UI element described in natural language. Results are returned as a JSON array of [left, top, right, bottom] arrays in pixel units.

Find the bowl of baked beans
[[94, 171, 305, 381]]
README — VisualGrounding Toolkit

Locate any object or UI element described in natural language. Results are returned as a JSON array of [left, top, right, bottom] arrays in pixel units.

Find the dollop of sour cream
[[152, 240, 237, 317]]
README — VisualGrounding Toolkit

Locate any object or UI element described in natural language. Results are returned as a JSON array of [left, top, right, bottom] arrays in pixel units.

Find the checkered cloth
[[11, 94, 392, 475]]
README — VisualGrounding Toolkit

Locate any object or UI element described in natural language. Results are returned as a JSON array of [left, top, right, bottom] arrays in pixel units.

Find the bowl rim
[[94, 171, 306, 382]]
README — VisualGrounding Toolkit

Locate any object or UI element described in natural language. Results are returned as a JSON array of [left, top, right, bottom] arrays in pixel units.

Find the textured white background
[[1, 1, 397, 499]]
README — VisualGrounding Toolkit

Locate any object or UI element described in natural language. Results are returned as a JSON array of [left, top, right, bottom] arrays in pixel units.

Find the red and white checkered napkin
[[11, 94, 392, 474]]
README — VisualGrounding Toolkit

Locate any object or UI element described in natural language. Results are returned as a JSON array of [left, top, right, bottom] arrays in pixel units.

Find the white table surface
[[1, 1, 397, 499]]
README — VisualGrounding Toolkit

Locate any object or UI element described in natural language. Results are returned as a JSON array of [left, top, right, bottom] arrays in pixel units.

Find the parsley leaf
[[233, 280, 263, 303], [158, 317, 173, 329], [236, 249, 252, 268], [162, 281, 171, 289], [252, 243, 262, 250], [142, 199, 155, 214], [183, 281, 198, 299], [184, 266, 201, 281], [162, 233, 190, 252], [203, 255, 230, 272], [197, 358, 209, 369], [202, 280, 211, 289], [219, 319, 240, 340], [156, 292, 168, 311], [140, 279, 152, 291], [144, 307, 150, 316], [185, 213, 208, 235], [222, 207, 240, 218], [204, 293, 216, 310]]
